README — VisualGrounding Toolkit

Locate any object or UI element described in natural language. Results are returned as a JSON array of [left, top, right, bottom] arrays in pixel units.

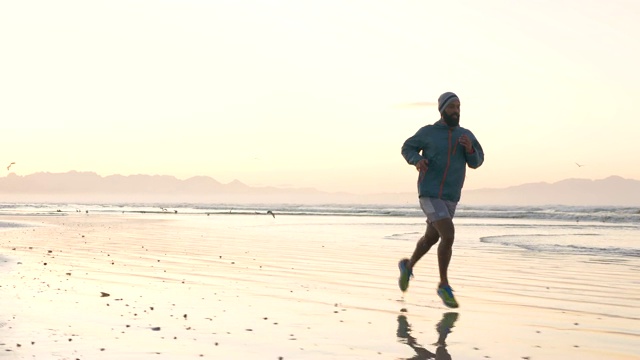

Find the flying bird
[[267, 210, 275, 218], [6, 162, 15, 170], [575, 162, 585, 167]]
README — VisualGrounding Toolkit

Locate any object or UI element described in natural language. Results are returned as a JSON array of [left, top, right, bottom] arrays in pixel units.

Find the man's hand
[[459, 135, 474, 153], [415, 159, 429, 172]]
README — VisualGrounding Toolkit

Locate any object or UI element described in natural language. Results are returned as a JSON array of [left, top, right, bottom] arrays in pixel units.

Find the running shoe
[[398, 258, 413, 292], [437, 285, 459, 308]]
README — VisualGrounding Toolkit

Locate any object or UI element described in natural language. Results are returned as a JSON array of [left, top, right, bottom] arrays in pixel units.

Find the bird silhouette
[[267, 210, 275, 218], [575, 162, 585, 167], [6, 162, 15, 171]]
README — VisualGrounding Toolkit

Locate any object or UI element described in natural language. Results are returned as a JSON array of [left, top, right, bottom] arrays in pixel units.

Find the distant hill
[[0, 172, 639, 206], [0, 171, 341, 204], [462, 176, 640, 206]]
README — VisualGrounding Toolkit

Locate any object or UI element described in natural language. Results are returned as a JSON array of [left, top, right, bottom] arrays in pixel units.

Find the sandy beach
[[1, 211, 638, 359]]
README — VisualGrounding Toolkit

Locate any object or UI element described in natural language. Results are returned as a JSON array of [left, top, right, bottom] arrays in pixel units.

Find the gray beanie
[[438, 92, 459, 113]]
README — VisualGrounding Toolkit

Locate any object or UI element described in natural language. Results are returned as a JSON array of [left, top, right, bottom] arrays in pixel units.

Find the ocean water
[[0, 202, 638, 261], [0, 202, 639, 222]]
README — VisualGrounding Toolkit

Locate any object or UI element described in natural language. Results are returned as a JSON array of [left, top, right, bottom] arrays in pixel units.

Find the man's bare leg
[[430, 218, 455, 287], [408, 224, 440, 270]]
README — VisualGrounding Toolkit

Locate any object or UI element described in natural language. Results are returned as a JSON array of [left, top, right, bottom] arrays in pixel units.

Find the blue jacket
[[401, 120, 484, 202]]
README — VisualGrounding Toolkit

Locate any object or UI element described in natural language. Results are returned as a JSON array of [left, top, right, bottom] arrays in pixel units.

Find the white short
[[419, 197, 457, 224]]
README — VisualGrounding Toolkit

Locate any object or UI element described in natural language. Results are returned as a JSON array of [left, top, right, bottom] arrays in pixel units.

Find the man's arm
[[461, 132, 484, 169], [401, 128, 428, 166]]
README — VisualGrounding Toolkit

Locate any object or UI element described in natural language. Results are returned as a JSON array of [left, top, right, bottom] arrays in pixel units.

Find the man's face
[[442, 100, 461, 127]]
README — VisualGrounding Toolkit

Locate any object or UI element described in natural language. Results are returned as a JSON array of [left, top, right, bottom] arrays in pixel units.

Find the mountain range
[[462, 176, 640, 206], [1, 171, 639, 206]]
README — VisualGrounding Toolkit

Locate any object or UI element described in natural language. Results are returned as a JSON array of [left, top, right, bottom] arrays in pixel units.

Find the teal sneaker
[[437, 285, 459, 308], [398, 258, 413, 292]]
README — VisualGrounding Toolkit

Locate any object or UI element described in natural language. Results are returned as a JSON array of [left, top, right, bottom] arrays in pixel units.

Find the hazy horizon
[[3, 169, 640, 191], [2, 1, 639, 194], [2, 171, 640, 206]]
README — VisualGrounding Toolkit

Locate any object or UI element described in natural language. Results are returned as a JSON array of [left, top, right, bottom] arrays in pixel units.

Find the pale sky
[[1, 0, 639, 194]]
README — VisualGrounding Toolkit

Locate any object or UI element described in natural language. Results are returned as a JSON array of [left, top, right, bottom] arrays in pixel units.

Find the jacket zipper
[[439, 128, 453, 198]]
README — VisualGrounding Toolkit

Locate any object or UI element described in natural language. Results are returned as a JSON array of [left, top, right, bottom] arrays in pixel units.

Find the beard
[[442, 112, 460, 127]]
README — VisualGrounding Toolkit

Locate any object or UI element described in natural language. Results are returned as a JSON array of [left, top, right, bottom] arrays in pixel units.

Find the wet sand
[[0, 213, 638, 359]]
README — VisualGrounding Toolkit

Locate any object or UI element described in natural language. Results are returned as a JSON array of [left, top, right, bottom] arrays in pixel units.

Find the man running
[[399, 92, 485, 308]]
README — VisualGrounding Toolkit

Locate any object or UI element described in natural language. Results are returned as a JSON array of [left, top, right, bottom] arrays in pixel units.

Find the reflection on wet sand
[[396, 312, 458, 360]]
